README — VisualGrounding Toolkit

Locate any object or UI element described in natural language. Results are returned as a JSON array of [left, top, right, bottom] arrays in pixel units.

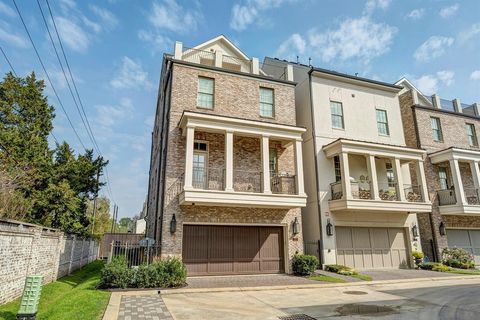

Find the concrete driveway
[[161, 277, 480, 319]]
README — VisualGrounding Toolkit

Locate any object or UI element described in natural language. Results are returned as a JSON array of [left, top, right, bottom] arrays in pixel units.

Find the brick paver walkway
[[118, 295, 173, 320]]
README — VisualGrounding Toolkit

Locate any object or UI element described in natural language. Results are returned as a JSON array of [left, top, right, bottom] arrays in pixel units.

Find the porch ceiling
[[429, 147, 480, 164]]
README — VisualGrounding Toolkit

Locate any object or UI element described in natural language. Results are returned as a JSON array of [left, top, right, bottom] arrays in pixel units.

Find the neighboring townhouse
[[264, 59, 432, 269], [397, 78, 480, 265], [146, 36, 307, 275]]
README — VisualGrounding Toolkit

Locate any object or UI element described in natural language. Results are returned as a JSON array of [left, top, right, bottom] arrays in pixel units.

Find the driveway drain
[[336, 304, 398, 316], [343, 290, 368, 295], [278, 314, 316, 320]]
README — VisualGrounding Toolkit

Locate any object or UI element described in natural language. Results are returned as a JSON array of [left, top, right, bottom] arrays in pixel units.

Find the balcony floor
[[329, 198, 432, 213]]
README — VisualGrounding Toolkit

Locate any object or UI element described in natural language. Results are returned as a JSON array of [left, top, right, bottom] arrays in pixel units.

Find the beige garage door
[[336, 227, 409, 269], [447, 229, 480, 265]]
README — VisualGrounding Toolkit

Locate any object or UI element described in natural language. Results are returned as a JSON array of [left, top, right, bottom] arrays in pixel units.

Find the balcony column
[[366, 155, 380, 200], [184, 125, 195, 190], [261, 134, 272, 194], [224, 130, 234, 192], [294, 139, 306, 196], [449, 159, 467, 205], [393, 158, 407, 201], [469, 160, 480, 194], [415, 160, 429, 202], [339, 152, 351, 200]]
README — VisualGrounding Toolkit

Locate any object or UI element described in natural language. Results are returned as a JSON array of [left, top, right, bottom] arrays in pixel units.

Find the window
[[197, 77, 214, 109], [334, 156, 341, 182], [431, 117, 443, 142], [376, 109, 390, 136], [330, 101, 344, 129], [269, 149, 278, 176], [466, 123, 478, 147], [259, 87, 274, 117], [438, 167, 449, 190], [194, 142, 208, 151], [386, 162, 395, 188]]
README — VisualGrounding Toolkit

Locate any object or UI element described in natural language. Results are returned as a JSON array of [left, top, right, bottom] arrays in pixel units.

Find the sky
[[0, 0, 479, 218]]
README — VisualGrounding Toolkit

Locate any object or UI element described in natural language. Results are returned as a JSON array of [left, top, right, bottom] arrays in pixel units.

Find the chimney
[[453, 98, 462, 113], [174, 41, 183, 60], [432, 94, 441, 109]]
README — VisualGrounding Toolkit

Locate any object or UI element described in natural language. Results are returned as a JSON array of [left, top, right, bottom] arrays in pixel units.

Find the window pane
[[197, 92, 213, 109], [376, 109, 389, 135], [198, 77, 213, 93], [260, 88, 273, 103], [330, 101, 344, 128], [260, 102, 273, 117], [431, 118, 442, 141]]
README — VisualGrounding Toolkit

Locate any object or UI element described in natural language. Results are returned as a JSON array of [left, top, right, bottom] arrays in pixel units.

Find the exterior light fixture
[[170, 214, 177, 234], [293, 217, 299, 235], [439, 222, 446, 236], [326, 219, 334, 236], [412, 225, 419, 238]]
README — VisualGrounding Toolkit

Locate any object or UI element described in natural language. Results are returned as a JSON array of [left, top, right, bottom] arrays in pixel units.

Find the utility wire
[[0, 46, 17, 76], [12, 0, 87, 150]]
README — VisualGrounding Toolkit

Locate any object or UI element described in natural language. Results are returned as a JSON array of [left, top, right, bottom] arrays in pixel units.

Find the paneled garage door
[[447, 229, 480, 265], [336, 227, 409, 269], [182, 225, 284, 275]]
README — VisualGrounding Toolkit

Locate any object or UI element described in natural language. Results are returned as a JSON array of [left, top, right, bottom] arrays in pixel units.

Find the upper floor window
[[431, 117, 443, 142], [330, 101, 344, 129], [259, 87, 274, 117], [438, 167, 449, 190], [334, 156, 341, 182], [466, 123, 478, 147], [197, 77, 214, 109], [376, 109, 390, 136]]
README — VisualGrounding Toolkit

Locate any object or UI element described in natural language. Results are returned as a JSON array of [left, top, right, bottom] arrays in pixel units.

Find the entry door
[[447, 229, 480, 265], [192, 152, 207, 189]]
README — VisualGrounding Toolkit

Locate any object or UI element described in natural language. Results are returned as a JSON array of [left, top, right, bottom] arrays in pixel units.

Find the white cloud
[[138, 30, 171, 53], [230, 0, 294, 31], [110, 57, 152, 90], [458, 23, 480, 44], [411, 70, 455, 95], [364, 0, 391, 15], [148, 0, 201, 33], [54, 16, 90, 53], [0, 21, 27, 48], [95, 98, 134, 127], [439, 4, 459, 18], [471, 70, 480, 81], [308, 16, 397, 63], [0, 1, 15, 17], [413, 36, 454, 62], [274, 33, 306, 60], [89, 5, 118, 31], [407, 8, 425, 20], [82, 16, 101, 33]]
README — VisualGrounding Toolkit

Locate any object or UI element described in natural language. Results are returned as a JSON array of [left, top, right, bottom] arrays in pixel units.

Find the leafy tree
[[117, 217, 133, 233], [87, 196, 112, 237]]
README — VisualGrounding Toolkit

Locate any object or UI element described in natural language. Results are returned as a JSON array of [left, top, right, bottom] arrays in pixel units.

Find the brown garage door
[[336, 227, 409, 269], [182, 225, 284, 275]]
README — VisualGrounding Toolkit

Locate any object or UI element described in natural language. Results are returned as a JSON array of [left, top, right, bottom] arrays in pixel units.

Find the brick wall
[[0, 219, 98, 304]]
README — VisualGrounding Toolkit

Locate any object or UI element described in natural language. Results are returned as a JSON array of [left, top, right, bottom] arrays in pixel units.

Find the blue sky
[[1, 0, 479, 218]]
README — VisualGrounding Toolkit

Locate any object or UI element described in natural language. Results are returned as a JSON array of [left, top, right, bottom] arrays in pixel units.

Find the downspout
[[308, 69, 325, 266]]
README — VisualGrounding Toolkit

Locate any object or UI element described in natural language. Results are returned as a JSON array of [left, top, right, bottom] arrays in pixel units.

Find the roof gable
[[192, 35, 249, 60], [395, 78, 433, 106]]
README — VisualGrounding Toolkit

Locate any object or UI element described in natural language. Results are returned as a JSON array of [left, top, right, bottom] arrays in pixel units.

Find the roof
[[192, 35, 250, 60], [395, 78, 433, 106]]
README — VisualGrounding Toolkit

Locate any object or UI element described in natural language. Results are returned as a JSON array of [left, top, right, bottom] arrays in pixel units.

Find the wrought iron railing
[[165, 173, 184, 204], [182, 47, 215, 66], [378, 182, 398, 201], [404, 184, 423, 202], [437, 189, 456, 206], [465, 188, 480, 205], [330, 181, 343, 200], [271, 173, 296, 195], [233, 169, 261, 193], [108, 242, 160, 268], [192, 167, 224, 191], [351, 181, 372, 200]]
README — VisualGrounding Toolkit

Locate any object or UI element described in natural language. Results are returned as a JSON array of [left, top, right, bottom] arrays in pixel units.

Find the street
[[160, 278, 480, 320]]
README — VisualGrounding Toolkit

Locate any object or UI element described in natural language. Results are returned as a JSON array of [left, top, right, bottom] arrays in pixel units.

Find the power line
[[12, 0, 87, 150], [0, 46, 17, 76]]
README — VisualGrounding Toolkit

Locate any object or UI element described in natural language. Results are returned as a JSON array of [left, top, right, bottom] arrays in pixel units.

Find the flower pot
[[414, 258, 423, 268]]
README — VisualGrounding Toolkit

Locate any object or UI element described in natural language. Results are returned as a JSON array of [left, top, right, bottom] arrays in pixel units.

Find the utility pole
[[110, 204, 117, 233], [91, 167, 100, 235], [114, 205, 119, 233]]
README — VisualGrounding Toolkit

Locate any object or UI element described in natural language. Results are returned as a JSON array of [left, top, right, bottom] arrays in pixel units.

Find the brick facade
[[399, 89, 480, 261], [156, 62, 303, 270]]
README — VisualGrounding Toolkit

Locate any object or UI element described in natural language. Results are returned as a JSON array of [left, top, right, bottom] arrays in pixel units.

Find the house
[[146, 36, 307, 275], [397, 78, 480, 265], [263, 59, 432, 269]]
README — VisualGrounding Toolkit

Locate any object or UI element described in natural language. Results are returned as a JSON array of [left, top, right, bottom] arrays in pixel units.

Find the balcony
[[177, 112, 307, 209], [324, 139, 432, 213], [430, 147, 480, 215]]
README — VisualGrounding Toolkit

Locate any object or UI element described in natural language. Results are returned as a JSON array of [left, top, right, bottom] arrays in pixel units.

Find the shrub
[[292, 254, 319, 276], [98, 256, 133, 289], [325, 264, 358, 276], [432, 264, 451, 272], [134, 264, 159, 288], [161, 257, 188, 287], [418, 262, 439, 270], [442, 248, 475, 269], [412, 251, 424, 259]]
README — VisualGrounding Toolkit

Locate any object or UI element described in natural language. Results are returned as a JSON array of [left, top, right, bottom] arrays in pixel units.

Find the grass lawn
[[308, 275, 347, 283], [0, 260, 110, 320], [445, 268, 480, 275], [350, 273, 373, 281]]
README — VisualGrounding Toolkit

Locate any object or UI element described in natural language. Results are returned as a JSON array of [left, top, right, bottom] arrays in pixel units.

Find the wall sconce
[[292, 217, 299, 235], [439, 222, 446, 236], [170, 214, 177, 234], [412, 224, 419, 238], [326, 219, 334, 236]]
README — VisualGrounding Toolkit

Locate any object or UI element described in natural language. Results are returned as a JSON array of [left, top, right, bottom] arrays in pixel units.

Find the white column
[[449, 159, 467, 205], [453, 98, 462, 113], [415, 160, 429, 202], [225, 130, 234, 192], [340, 152, 351, 200], [184, 125, 195, 190], [174, 41, 183, 60], [215, 50, 223, 68], [251, 57, 259, 75], [411, 89, 419, 105], [294, 139, 305, 196], [366, 155, 380, 200], [393, 158, 407, 201], [432, 94, 441, 109], [469, 160, 480, 191], [261, 135, 271, 194], [286, 65, 294, 81]]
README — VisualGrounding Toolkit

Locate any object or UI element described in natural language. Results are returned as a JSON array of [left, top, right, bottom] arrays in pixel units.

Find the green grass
[[350, 273, 373, 281], [308, 275, 347, 283], [445, 268, 480, 275], [0, 260, 110, 320]]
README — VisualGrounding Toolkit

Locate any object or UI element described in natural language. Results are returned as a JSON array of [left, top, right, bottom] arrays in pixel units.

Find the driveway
[[184, 274, 321, 289], [161, 277, 480, 320]]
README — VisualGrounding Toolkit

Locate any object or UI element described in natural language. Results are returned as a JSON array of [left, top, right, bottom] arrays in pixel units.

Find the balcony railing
[[437, 189, 456, 206], [182, 47, 215, 67], [192, 167, 224, 191], [233, 169, 261, 193], [465, 188, 480, 205], [330, 181, 343, 200], [271, 173, 296, 195], [222, 54, 250, 73], [378, 182, 398, 201], [351, 181, 372, 200], [404, 184, 424, 202]]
